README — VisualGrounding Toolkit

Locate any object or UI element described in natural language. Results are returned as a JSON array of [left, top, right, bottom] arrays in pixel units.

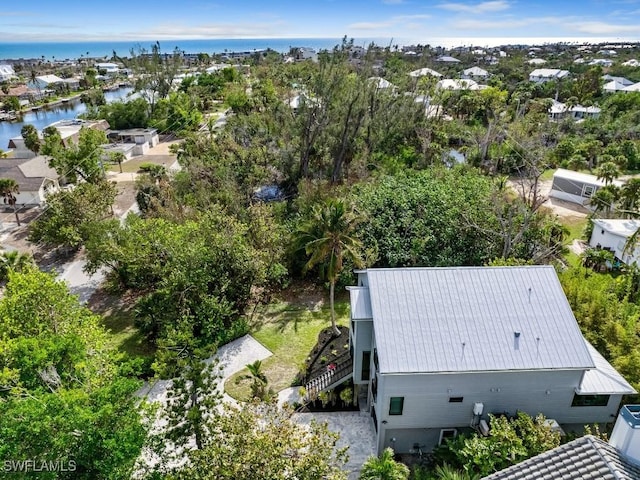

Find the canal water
[[0, 87, 134, 150]]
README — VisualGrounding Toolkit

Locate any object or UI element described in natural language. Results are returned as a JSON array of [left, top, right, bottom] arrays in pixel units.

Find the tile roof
[[481, 435, 640, 480], [365, 266, 595, 374]]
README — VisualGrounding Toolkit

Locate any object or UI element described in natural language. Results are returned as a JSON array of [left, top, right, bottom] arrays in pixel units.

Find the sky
[[1, 0, 640, 44]]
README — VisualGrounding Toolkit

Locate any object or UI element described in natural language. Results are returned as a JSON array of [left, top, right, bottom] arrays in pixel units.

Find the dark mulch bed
[[296, 325, 358, 412]]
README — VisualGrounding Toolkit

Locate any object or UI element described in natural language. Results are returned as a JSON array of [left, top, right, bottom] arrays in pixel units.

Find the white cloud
[[452, 16, 561, 30], [568, 21, 640, 34], [348, 21, 394, 30], [437, 1, 510, 14], [348, 14, 430, 31]]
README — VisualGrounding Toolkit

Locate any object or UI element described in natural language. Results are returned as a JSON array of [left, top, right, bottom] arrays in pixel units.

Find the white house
[[549, 168, 623, 206], [436, 79, 480, 91], [602, 75, 633, 86], [0, 64, 16, 82], [527, 58, 547, 66], [408, 67, 442, 78], [589, 58, 614, 67], [107, 128, 159, 156], [461, 66, 490, 81], [368, 77, 395, 90], [589, 219, 640, 265], [346, 266, 635, 454], [604, 80, 630, 93], [529, 68, 570, 83], [435, 55, 461, 63], [622, 82, 640, 93], [292, 47, 318, 62], [28, 74, 65, 90], [0, 156, 60, 206], [622, 59, 640, 67], [548, 100, 601, 121], [94, 62, 119, 74]]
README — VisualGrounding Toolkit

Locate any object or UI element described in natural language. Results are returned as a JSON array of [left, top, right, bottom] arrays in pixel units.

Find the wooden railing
[[304, 353, 352, 401]]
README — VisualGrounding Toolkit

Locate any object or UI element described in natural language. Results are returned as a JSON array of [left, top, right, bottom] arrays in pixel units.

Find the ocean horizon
[[0, 36, 638, 61]]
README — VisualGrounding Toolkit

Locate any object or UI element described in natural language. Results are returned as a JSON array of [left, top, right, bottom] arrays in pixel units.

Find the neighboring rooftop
[[592, 219, 640, 238], [363, 266, 595, 374], [0, 156, 57, 191], [481, 435, 640, 480], [553, 168, 624, 188]]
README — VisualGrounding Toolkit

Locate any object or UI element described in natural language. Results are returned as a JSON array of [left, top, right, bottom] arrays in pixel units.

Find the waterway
[[0, 87, 133, 150]]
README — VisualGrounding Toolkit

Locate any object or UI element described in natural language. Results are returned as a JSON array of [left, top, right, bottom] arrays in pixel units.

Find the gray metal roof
[[481, 435, 640, 480], [347, 287, 372, 320], [365, 266, 595, 374], [578, 343, 637, 395]]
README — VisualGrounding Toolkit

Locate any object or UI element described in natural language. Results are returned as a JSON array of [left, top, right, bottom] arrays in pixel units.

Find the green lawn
[[563, 216, 588, 243], [108, 156, 170, 173], [225, 298, 350, 401], [90, 290, 155, 359]]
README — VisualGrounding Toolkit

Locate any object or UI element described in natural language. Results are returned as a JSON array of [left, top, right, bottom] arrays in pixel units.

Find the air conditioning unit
[[479, 419, 490, 436], [473, 402, 484, 416]]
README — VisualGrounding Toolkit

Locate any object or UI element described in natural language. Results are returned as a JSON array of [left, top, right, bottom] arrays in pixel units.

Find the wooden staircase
[[304, 353, 353, 401]]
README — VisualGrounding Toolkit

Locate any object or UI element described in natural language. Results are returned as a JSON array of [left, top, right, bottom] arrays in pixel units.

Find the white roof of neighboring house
[[602, 75, 633, 86], [436, 78, 479, 90], [436, 55, 461, 63], [527, 58, 547, 65], [0, 64, 15, 76], [462, 66, 489, 77], [622, 82, 640, 92], [408, 67, 442, 78], [553, 168, 623, 188], [603, 80, 627, 92], [573, 58, 587, 64], [36, 74, 64, 84], [589, 58, 614, 66], [592, 218, 640, 238], [622, 59, 639, 67], [530, 68, 570, 79], [363, 266, 596, 374], [368, 76, 394, 89]]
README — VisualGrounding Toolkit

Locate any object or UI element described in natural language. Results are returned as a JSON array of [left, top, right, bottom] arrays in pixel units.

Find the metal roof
[[578, 343, 637, 395], [553, 168, 623, 187], [364, 266, 595, 374], [592, 219, 640, 238], [347, 287, 372, 320], [481, 435, 640, 480]]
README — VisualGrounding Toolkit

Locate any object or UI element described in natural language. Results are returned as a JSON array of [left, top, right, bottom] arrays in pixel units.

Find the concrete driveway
[[293, 412, 376, 479]]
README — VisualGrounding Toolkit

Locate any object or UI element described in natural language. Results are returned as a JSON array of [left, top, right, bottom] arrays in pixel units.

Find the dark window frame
[[449, 396, 464, 403], [572, 393, 610, 407], [361, 351, 371, 381], [389, 396, 404, 415]]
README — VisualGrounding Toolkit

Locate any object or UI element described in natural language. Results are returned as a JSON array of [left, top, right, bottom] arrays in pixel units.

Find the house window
[[439, 429, 458, 445], [371, 375, 378, 402], [371, 405, 378, 432], [572, 394, 610, 407], [373, 348, 379, 371], [582, 185, 595, 198], [362, 351, 371, 381], [389, 397, 404, 415], [449, 397, 464, 403]]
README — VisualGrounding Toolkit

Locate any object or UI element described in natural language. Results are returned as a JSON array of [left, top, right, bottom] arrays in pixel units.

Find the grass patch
[[225, 298, 350, 401], [563, 216, 588, 243], [108, 156, 169, 173], [89, 289, 155, 359], [540, 169, 555, 182]]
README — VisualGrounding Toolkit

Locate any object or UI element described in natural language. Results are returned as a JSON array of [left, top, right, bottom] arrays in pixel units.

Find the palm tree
[[238, 360, 273, 401], [595, 161, 620, 186], [0, 250, 35, 282], [359, 448, 409, 480], [431, 464, 479, 480], [0, 178, 20, 225], [295, 199, 364, 336], [589, 186, 618, 217], [620, 178, 640, 215]]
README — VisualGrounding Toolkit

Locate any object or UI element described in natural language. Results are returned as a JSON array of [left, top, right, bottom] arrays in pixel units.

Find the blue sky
[[1, 0, 639, 44]]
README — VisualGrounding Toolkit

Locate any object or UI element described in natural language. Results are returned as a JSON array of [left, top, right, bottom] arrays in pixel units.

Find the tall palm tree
[[620, 178, 640, 215], [0, 178, 20, 225], [295, 199, 364, 336], [595, 161, 620, 186], [359, 448, 409, 480]]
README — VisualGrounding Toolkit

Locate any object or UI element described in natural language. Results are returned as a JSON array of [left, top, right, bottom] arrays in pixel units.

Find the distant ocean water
[[0, 38, 387, 61], [0, 36, 637, 61]]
